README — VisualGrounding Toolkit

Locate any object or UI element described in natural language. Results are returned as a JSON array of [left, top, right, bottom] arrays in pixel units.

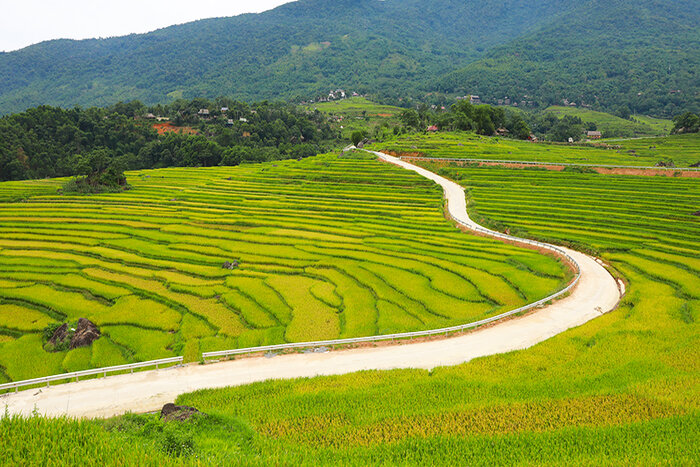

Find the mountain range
[[0, 0, 697, 116]]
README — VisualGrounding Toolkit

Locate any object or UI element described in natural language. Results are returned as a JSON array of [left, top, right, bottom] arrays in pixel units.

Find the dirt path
[[1, 153, 621, 419]]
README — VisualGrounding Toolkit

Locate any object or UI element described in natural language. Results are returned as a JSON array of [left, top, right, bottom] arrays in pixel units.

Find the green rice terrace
[[0, 153, 570, 383], [304, 97, 404, 139], [544, 106, 673, 137], [373, 131, 700, 168], [3, 162, 698, 465]]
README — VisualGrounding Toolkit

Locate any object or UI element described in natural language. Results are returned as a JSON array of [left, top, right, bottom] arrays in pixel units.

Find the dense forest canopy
[[0, 0, 697, 117], [437, 0, 700, 117], [0, 99, 335, 182]]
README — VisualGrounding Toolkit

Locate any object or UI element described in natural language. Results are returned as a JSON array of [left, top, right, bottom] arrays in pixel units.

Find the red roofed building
[[426, 125, 439, 132]]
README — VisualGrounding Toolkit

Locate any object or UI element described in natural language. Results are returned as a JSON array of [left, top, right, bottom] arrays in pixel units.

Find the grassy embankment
[[304, 97, 404, 139], [3, 152, 698, 465], [544, 106, 673, 137], [0, 153, 567, 383], [373, 131, 700, 167]]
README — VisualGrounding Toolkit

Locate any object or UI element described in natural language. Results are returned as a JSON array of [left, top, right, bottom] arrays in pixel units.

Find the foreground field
[[0, 153, 568, 383], [374, 131, 700, 167], [3, 160, 697, 464]]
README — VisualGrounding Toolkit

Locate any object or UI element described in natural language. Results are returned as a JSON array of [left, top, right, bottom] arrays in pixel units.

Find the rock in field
[[70, 318, 101, 349], [160, 403, 202, 422], [47, 318, 101, 351]]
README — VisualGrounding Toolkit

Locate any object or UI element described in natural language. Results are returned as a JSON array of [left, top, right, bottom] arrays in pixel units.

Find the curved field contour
[[1, 153, 621, 418]]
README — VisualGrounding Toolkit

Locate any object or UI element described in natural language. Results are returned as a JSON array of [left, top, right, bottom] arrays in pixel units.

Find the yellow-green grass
[[633, 115, 676, 135], [142, 165, 694, 464], [102, 325, 176, 362], [0, 303, 53, 332], [0, 272, 131, 300], [0, 154, 568, 382], [304, 97, 403, 117], [610, 133, 700, 165], [1, 412, 696, 466], [373, 131, 700, 167], [2, 162, 699, 464], [303, 97, 404, 139], [545, 106, 673, 137], [0, 334, 66, 381]]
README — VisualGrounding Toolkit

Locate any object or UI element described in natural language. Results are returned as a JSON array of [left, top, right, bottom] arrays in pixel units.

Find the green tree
[[507, 114, 531, 139], [550, 115, 585, 142], [400, 109, 421, 130], [672, 112, 700, 133], [351, 130, 367, 146]]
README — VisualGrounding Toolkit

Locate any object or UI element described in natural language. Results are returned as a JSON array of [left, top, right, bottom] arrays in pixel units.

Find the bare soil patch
[[152, 122, 198, 135]]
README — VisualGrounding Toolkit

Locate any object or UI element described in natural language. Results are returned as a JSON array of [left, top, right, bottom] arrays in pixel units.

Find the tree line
[[0, 99, 336, 183]]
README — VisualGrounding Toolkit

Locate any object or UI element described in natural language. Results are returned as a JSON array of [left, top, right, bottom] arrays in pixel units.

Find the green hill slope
[[544, 106, 673, 138], [437, 0, 700, 117], [0, 0, 569, 114], [0, 0, 697, 116]]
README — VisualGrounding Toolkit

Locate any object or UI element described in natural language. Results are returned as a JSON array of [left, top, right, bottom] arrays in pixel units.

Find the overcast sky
[[0, 0, 291, 52]]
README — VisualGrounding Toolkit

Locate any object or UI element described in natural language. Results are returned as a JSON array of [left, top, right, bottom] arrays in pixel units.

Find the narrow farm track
[[1, 154, 621, 418]]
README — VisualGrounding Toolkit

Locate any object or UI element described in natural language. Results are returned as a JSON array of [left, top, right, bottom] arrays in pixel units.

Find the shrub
[[351, 130, 367, 146], [563, 165, 597, 174], [160, 423, 195, 457], [42, 322, 64, 343]]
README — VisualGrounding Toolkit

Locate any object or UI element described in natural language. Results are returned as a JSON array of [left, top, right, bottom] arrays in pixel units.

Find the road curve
[[1, 153, 621, 419]]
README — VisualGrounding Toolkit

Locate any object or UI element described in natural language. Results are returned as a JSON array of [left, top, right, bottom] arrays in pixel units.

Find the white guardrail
[[203, 171, 583, 361], [0, 356, 183, 393], [397, 156, 700, 171]]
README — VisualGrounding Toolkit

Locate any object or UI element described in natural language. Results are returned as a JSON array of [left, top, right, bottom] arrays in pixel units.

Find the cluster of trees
[[526, 113, 590, 142], [0, 99, 335, 182], [398, 102, 532, 139], [60, 148, 130, 194], [391, 102, 697, 142], [673, 112, 700, 134]]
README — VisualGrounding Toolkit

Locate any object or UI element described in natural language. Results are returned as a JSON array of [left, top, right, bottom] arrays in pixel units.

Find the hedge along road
[[1, 152, 621, 419]]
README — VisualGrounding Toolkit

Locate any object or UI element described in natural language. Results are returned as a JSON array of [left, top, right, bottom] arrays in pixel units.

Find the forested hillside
[[0, 99, 334, 182], [0, 0, 697, 116], [0, 0, 570, 114], [437, 0, 700, 116]]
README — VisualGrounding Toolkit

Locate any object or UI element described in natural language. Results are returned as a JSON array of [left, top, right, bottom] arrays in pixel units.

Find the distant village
[[301, 88, 600, 113], [299, 89, 364, 105], [137, 106, 258, 138], [135, 87, 663, 145]]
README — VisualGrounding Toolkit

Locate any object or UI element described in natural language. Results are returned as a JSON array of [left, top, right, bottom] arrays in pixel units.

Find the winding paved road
[[1, 152, 621, 418]]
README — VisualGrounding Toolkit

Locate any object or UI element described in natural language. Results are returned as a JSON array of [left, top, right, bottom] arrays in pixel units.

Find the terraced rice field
[[3, 160, 698, 464], [304, 97, 404, 139], [434, 165, 700, 256], [544, 106, 672, 137], [156, 165, 696, 464], [0, 153, 569, 383], [374, 132, 700, 167]]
